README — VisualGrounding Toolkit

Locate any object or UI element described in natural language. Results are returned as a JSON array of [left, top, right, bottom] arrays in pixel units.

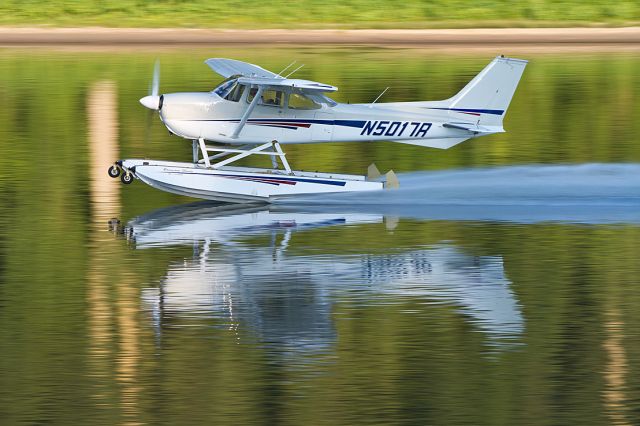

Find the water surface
[[0, 47, 639, 425]]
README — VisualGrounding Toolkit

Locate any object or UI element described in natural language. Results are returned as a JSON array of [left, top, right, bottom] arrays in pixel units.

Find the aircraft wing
[[237, 77, 338, 93], [205, 58, 280, 79], [205, 58, 337, 93]]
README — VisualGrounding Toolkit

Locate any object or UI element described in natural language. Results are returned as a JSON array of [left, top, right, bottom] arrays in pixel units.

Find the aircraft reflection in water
[[122, 203, 524, 351]]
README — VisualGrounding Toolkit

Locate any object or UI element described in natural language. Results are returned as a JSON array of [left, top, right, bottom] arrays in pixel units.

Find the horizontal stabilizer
[[442, 122, 503, 134], [395, 137, 470, 149]]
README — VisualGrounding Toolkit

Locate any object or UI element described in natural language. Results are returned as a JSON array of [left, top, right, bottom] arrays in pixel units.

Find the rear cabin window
[[287, 92, 321, 110], [247, 88, 284, 107]]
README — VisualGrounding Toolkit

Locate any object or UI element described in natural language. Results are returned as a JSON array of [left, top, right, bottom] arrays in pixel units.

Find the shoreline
[[1, 27, 639, 46]]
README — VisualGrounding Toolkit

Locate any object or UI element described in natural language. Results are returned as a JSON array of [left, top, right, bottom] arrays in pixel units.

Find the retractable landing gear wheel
[[108, 165, 121, 178], [121, 172, 134, 185]]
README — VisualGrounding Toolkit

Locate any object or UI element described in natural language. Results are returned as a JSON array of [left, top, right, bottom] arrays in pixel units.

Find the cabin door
[[312, 112, 334, 142]]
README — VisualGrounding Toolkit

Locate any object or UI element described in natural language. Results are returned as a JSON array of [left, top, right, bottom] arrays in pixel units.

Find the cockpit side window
[[225, 83, 245, 102]]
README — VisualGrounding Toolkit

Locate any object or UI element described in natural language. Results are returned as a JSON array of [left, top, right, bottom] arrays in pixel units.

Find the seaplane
[[108, 56, 527, 203]]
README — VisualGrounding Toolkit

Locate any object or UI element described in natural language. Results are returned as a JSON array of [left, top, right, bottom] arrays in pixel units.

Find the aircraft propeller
[[140, 60, 162, 158], [140, 60, 163, 110]]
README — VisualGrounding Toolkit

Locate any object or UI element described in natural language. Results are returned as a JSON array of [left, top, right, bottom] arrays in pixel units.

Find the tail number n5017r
[[360, 121, 432, 138]]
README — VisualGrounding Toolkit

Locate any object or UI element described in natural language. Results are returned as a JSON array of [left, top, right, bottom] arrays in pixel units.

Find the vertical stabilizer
[[443, 56, 527, 126]]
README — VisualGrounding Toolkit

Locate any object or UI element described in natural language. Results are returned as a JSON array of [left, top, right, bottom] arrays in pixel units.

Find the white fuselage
[[142, 56, 528, 150], [158, 90, 495, 149]]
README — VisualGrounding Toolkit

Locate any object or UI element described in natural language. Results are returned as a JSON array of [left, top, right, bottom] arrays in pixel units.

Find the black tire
[[121, 172, 134, 185], [108, 165, 121, 178]]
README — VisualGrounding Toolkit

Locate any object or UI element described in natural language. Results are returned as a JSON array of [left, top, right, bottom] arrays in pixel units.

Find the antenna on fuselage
[[276, 61, 297, 79], [284, 64, 305, 78], [369, 87, 389, 108]]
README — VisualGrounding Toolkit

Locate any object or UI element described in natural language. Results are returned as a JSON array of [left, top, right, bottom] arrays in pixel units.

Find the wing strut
[[231, 86, 263, 139]]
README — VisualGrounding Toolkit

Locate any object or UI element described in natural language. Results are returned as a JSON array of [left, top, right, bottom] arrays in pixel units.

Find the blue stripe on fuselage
[[200, 118, 367, 128], [426, 107, 504, 115]]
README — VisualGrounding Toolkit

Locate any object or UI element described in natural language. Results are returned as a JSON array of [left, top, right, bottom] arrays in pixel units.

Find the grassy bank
[[1, 0, 639, 28]]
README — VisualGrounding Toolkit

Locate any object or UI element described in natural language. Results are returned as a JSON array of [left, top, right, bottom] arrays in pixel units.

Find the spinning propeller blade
[[151, 59, 160, 97], [140, 59, 162, 110], [142, 59, 161, 158]]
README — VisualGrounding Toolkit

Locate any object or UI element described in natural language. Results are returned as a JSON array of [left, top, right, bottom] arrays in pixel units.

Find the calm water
[[1, 47, 640, 425]]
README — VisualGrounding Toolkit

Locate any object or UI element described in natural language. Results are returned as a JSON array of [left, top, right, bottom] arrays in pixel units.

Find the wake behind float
[[109, 56, 526, 204]]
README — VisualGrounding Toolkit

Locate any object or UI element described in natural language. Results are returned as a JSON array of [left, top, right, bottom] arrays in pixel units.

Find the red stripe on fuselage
[[253, 122, 311, 128]]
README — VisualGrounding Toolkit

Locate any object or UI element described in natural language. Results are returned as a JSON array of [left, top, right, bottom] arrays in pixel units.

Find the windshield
[[307, 92, 337, 107], [212, 77, 239, 98]]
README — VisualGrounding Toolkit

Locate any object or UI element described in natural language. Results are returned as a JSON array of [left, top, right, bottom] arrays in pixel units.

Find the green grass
[[1, 0, 639, 28]]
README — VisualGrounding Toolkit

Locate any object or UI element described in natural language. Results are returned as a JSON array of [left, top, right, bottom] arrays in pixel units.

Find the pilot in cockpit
[[248, 87, 270, 104]]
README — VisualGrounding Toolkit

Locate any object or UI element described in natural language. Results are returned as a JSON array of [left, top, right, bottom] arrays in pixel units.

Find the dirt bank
[[1, 27, 639, 46]]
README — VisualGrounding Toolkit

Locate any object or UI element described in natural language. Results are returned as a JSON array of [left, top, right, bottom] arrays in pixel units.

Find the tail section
[[375, 56, 527, 150], [439, 56, 528, 126]]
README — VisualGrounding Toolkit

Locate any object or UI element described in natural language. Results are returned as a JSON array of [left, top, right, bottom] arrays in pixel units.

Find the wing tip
[[496, 55, 529, 64]]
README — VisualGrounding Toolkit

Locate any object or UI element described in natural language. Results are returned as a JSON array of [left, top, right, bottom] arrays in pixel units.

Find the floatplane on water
[[108, 56, 527, 204]]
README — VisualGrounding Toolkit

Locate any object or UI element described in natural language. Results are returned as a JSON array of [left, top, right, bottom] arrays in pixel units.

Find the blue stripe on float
[[279, 176, 346, 186], [173, 172, 347, 187], [224, 174, 347, 187]]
